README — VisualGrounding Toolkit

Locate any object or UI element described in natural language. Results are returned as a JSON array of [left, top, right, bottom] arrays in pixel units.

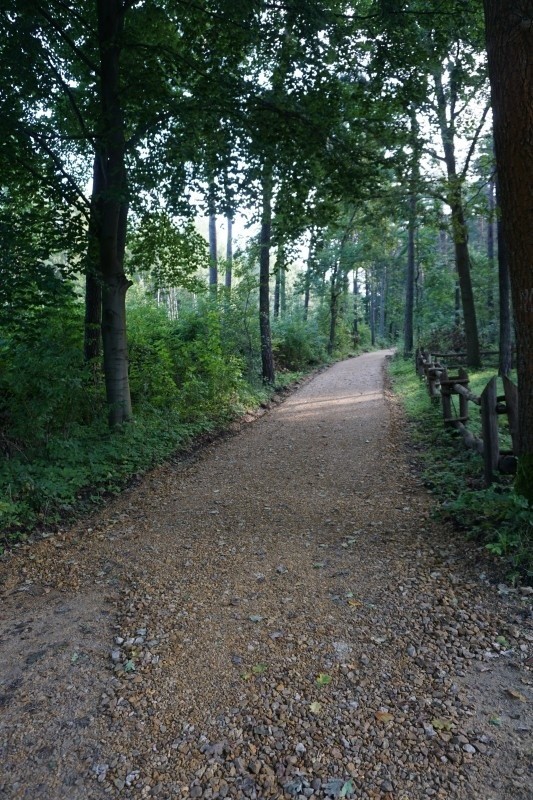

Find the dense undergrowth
[[0, 295, 365, 552], [388, 354, 533, 584]]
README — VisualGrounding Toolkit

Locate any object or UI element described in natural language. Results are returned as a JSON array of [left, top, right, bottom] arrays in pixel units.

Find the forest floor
[[1, 350, 532, 800]]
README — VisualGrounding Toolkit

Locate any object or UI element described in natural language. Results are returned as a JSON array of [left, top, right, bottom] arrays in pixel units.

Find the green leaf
[[316, 673, 332, 686], [124, 659, 136, 673]]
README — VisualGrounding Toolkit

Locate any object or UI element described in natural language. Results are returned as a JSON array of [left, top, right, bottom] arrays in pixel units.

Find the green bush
[[272, 316, 327, 370], [0, 304, 103, 451]]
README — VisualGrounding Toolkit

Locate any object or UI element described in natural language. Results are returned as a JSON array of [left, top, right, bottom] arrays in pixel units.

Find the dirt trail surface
[[1, 351, 532, 800]]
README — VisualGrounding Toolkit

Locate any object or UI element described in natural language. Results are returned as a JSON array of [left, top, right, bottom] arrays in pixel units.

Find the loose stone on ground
[[0, 351, 532, 799]]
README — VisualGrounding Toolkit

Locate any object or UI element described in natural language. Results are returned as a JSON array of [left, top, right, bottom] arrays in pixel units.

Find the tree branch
[[460, 103, 491, 180], [36, 5, 100, 75]]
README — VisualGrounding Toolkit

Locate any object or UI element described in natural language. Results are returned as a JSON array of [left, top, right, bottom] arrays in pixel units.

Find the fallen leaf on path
[[309, 701, 322, 714], [506, 688, 527, 702], [431, 718, 454, 731], [375, 711, 394, 723], [316, 673, 332, 686]]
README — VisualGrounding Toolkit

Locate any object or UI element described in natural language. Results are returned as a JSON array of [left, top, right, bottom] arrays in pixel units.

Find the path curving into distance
[[1, 350, 531, 800]]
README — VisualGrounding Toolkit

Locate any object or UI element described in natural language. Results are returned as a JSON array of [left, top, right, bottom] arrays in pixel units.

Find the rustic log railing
[[415, 349, 518, 486]]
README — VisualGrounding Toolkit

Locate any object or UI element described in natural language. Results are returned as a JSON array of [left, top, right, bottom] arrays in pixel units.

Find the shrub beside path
[[1, 350, 532, 800]]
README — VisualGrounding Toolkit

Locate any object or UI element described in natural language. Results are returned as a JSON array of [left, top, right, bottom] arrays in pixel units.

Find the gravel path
[[1, 351, 532, 800]]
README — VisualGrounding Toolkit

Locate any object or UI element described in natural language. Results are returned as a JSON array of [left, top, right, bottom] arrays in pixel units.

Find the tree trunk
[[259, 164, 275, 384], [208, 189, 217, 295], [484, 0, 533, 499], [274, 251, 281, 319], [280, 256, 286, 316], [352, 268, 359, 345], [84, 154, 103, 363], [369, 279, 376, 346], [404, 106, 419, 357], [303, 232, 315, 320], [378, 266, 387, 339], [404, 192, 416, 356], [225, 215, 232, 291], [96, 0, 133, 426], [327, 262, 339, 355], [273, 243, 286, 319], [497, 209, 513, 377], [433, 69, 481, 367], [452, 200, 481, 366], [487, 179, 495, 317]]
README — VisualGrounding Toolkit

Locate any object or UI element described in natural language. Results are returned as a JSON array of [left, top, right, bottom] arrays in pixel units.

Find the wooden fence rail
[[415, 349, 518, 486]]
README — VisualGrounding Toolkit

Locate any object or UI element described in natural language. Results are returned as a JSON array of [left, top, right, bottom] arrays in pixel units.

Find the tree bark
[[259, 164, 275, 384], [303, 232, 315, 320], [96, 0, 132, 426], [433, 69, 481, 367], [378, 266, 387, 339], [208, 186, 218, 295], [404, 192, 416, 356], [280, 255, 286, 316], [497, 209, 513, 377], [483, 0, 533, 499], [327, 261, 339, 355], [352, 268, 359, 345]]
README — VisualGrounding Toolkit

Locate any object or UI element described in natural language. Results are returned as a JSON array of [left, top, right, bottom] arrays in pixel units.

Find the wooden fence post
[[480, 377, 499, 486]]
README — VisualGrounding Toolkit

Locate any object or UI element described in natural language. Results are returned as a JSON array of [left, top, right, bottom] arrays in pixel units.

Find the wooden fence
[[415, 349, 518, 486]]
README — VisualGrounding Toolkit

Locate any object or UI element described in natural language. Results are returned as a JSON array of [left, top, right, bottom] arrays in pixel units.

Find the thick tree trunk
[[452, 201, 481, 366], [484, 0, 533, 498], [497, 212, 513, 377], [259, 164, 275, 384], [96, 0, 132, 426], [433, 69, 481, 367]]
